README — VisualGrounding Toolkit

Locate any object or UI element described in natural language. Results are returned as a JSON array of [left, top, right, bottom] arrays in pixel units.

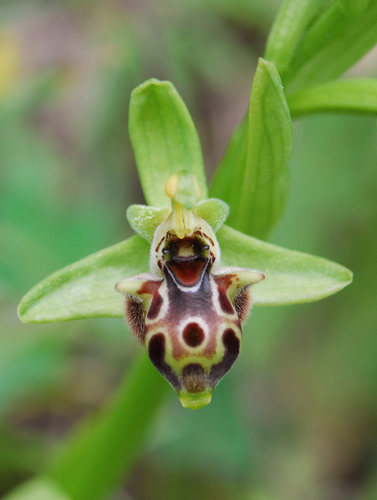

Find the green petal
[[264, 0, 325, 75], [288, 79, 377, 116], [193, 198, 229, 233], [210, 58, 292, 240], [18, 235, 150, 323], [129, 78, 208, 207], [217, 225, 352, 306], [127, 198, 229, 242], [127, 205, 171, 242]]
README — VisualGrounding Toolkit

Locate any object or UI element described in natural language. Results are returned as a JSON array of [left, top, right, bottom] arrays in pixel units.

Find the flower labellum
[[116, 172, 264, 409]]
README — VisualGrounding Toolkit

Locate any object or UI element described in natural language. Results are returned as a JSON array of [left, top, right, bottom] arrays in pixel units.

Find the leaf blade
[[18, 235, 150, 323], [288, 79, 377, 116], [264, 0, 326, 75], [218, 224, 353, 306], [129, 78, 208, 207], [286, 1, 377, 92]]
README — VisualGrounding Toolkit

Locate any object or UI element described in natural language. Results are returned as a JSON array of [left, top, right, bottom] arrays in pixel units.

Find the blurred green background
[[1, 1, 376, 499]]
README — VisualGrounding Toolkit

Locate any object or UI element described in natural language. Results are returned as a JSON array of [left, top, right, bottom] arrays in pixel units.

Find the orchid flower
[[18, 64, 352, 409]]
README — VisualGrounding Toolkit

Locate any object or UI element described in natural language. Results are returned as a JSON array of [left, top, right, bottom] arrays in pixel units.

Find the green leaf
[[217, 225, 352, 305], [339, 0, 370, 17], [18, 235, 149, 323], [210, 58, 292, 240], [129, 78, 208, 207], [0, 334, 66, 414], [285, 1, 377, 92], [264, 0, 325, 74], [127, 198, 229, 242], [3, 478, 71, 500], [48, 353, 169, 500], [288, 79, 377, 116]]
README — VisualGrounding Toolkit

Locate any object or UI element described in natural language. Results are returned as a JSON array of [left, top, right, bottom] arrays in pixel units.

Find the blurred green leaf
[[288, 79, 377, 116], [285, 1, 377, 91], [3, 478, 71, 500], [18, 235, 149, 324], [211, 58, 292, 240], [339, 0, 370, 17], [218, 224, 353, 305], [49, 353, 169, 500], [0, 333, 66, 414], [129, 78, 208, 207], [264, 0, 325, 74]]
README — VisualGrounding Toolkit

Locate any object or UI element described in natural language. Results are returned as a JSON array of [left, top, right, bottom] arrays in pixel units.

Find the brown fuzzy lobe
[[234, 287, 252, 324], [125, 296, 145, 343], [182, 363, 206, 393]]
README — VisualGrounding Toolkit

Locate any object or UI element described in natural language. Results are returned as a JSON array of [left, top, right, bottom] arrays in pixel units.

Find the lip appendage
[[116, 174, 264, 409]]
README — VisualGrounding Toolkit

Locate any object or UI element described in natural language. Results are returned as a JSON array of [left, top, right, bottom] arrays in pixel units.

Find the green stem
[[48, 352, 170, 500]]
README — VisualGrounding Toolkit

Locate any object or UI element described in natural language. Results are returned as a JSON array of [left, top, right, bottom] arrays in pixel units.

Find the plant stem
[[48, 352, 169, 500]]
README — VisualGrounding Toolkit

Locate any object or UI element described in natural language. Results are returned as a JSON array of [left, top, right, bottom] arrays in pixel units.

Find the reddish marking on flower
[[137, 280, 164, 319], [168, 258, 206, 286], [155, 236, 165, 253], [213, 274, 236, 315]]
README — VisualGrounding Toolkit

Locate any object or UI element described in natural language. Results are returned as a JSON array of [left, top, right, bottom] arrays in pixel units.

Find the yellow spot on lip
[[178, 390, 212, 410]]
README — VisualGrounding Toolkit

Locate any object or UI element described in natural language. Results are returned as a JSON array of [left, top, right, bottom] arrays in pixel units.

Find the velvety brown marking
[[208, 328, 240, 387], [182, 363, 206, 393], [223, 328, 240, 355], [137, 280, 164, 319], [148, 334, 181, 390], [125, 296, 145, 343], [147, 293, 164, 320], [169, 258, 206, 286], [214, 274, 236, 315], [183, 323, 205, 347], [234, 287, 251, 324]]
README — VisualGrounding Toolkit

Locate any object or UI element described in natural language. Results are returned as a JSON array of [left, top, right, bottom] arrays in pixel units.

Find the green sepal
[[127, 198, 229, 243], [129, 78, 208, 207], [218, 225, 353, 306], [288, 79, 377, 116], [18, 235, 150, 323], [211, 58, 292, 240], [18, 224, 352, 324]]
